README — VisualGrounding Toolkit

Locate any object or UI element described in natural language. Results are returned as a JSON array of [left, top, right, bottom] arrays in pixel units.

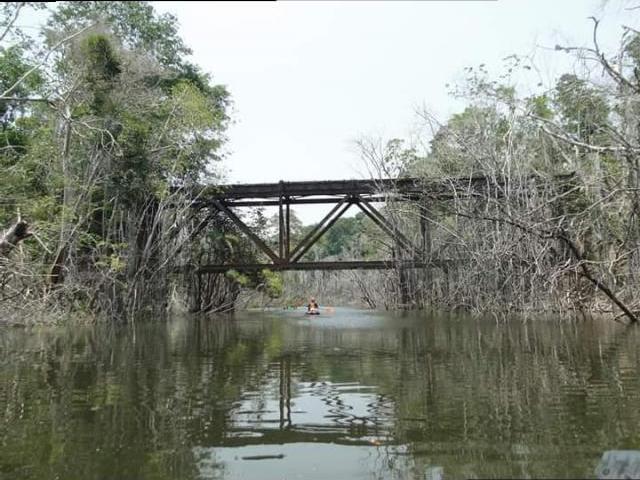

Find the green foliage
[[300, 212, 381, 263], [312, 214, 368, 258], [259, 269, 283, 299], [322, 216, 361, 256], [0, 1, 236, 319], [429, 105, 507, 175], [553, 74, 609, 143], [624, 33, 640, 68], [111, 116, 152, 203], [0, 47, 46, 195], [82, 34, 122, 80], [0, 46, 43, 119], [80, 34, 122, 113], [225, 269, 250, 288], [162, 80, 229, 181], [0, 116, 54, 227], [528, 94, 553, 120], [50, 1, 190, 68]]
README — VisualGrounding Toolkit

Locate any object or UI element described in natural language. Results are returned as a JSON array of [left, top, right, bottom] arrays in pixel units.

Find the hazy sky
[[151, 0, 631, 222]]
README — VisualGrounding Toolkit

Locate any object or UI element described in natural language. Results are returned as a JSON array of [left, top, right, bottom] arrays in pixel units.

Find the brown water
[[1, 308, 639, 479]]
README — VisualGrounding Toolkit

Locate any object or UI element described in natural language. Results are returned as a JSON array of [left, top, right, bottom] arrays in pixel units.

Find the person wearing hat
[[307, 297, 319, 314]]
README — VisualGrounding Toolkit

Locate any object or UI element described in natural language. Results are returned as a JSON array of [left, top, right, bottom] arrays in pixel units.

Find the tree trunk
[[0, 221, 32, 257]]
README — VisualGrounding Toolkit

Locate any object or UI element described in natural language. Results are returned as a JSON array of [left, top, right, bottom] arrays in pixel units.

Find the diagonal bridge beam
[[203, 193, 422, 272], [211, 200, 280, 263], [352, 195, 417, 256], [288, 196, 351, 263]]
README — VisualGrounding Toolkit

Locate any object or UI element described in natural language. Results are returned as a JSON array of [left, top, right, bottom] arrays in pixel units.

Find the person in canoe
[[306, 297, 320, 315]]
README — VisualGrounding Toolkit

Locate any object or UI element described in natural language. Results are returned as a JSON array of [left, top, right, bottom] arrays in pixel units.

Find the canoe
[[305, 311, 320, 316]]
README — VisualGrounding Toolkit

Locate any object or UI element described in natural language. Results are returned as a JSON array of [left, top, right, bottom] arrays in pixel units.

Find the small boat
[[305, 310, 320, 316]]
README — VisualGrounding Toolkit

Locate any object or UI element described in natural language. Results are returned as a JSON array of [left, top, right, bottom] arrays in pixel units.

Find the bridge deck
[[187, 174, 550, 207], [197, 177, 423, 200]]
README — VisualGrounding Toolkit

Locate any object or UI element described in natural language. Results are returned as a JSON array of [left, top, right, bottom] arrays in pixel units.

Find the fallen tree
[[0, 220, 31, 257]]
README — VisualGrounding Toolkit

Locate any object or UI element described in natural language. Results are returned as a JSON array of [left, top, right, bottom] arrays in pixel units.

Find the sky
[[149, 0, 633, 223]]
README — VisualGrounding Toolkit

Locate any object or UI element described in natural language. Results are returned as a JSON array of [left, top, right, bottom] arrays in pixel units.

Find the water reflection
[[595, 450, 640, 479], [0, 309, 639, 479]]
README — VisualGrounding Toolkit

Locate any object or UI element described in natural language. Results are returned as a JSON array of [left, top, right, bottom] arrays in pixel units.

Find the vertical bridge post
[[278, 182, 285, 262], [285, 199, 290, 261]]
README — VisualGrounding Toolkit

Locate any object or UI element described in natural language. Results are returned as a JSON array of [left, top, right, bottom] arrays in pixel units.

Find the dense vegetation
[[0, 2, 265, 321]]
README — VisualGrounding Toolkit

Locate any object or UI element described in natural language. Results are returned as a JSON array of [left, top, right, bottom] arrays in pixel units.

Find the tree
[[0, 2, 234, 321]]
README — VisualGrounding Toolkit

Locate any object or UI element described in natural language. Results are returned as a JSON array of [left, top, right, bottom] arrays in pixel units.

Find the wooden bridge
[[189, 176, 497, 274]]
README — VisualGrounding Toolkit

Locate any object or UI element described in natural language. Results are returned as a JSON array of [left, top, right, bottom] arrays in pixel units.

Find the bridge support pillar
[[420, 202, 433, 304]]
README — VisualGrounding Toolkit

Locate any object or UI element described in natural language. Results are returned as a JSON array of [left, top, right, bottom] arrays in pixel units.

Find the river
[[1, 308, 639, 479]]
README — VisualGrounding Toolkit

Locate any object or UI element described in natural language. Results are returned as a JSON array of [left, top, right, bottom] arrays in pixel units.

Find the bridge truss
[[192, 178, 429, 273]]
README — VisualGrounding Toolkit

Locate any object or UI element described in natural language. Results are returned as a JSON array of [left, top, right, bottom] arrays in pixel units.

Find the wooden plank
[[181, 173, 578, 204], [199, 178, 422, 199], [194, 195, 415, 207]]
